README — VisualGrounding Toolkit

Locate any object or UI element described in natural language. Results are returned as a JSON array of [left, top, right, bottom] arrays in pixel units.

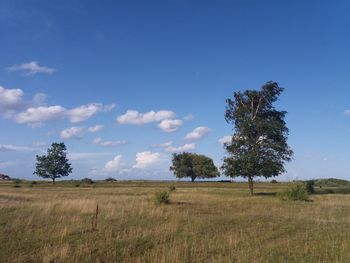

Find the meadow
[[1, 180, 350, 263]]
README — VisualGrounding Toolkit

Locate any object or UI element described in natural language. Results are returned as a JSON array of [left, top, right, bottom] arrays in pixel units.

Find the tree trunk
[[191, 177, 195, 182], [248, 177, 254, 195], [52, 178, 55, 184]]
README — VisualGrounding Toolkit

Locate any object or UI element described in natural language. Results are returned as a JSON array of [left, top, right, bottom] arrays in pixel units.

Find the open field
[[1, 181, 350, 263]]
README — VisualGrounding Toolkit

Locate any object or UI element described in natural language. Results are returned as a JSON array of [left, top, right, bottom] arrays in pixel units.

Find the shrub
[[31, 181, 37, 185], [75, 184, 80, 187], [154, 190, 170, 204], [81, 178, 94, 184], [305, 180, 315, 194], [271, 179, 278, 184], [13, 179, 22, 184], [168, 184, 176, 192], [105, 177, 117, 182], [277, 183, 309, 201]]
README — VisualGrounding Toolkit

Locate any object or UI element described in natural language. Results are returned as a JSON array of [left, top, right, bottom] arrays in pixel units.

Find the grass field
[[1, 180, 350, 263]]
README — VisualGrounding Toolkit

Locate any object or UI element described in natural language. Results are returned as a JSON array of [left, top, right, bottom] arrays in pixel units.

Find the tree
[[34, 142, 73, 184], [222, 81, 293, 195], [170, 152, 219, 182]]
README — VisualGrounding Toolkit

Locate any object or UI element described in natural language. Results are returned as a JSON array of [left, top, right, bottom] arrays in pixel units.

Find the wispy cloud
[[8, 61, 56, 76], [0, 144, 38, 152], [92, 137, 127, 147]]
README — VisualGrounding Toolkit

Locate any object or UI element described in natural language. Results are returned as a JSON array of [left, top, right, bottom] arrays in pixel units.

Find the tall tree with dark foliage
[[222, 81, 293, 195]]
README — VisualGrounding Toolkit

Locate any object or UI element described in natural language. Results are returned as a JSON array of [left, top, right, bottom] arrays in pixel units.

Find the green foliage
[[154, 190, 170, 204], [34, 142, 73, 183], [105, 177, 117, 182], [271, 179, 278, 184], [81, 178, 94, 184], [306, 180, 315, 194], [222, 81, 293, 195], [277, 183, 309, 201], [168, 184, 176, 192], [170, 152, 219, 182], [75, 184, 80, 187], [13, 179, 22, 184], [314, 178, 350, 187]]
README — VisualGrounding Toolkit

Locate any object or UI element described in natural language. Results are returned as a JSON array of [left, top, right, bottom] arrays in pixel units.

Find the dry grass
[[0, 181, 350, 262]]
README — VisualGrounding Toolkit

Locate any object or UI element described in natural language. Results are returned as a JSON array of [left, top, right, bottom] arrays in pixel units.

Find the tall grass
[[0, 181, 350, 262]]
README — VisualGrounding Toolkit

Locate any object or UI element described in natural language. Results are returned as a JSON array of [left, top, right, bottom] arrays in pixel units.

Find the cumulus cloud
[[133, 151, 163, 169], [0, 86, 24, 117], [60, 127, 84, 139], [185, 126, 211, 140], [157, 119, 183, 132], [67, 103, 115, 123], [105, 155, 123, 173], [87, 125, 104, 133], [117, 110, 175, 125], [165, 143, 196, 153], [218, 135, 232, 145], [15, 105, 66, 126], [8, 61, 56, 75], [92, 137, 127, 147], [14, 103, 114, 126]]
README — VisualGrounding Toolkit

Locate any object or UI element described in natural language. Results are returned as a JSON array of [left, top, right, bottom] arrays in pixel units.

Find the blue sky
[[1, 0, 350, 181]]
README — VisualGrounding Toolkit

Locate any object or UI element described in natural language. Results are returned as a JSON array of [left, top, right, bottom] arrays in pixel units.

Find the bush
[[168, 184, 176, 192], [271, 179, 278, 184], [81, 178, 94, 184], [305, 180, 315, 194], [105, 177, 117, 182], [277, 183, 309, 201], [154, 190, 170, 204], [13, 179, 22, 184], [75, 184, 80, 187]]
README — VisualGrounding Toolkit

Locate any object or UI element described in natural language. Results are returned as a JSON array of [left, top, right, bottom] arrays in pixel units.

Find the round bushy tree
[[34, 142, 73, 184], [170, 152, 219, 182]]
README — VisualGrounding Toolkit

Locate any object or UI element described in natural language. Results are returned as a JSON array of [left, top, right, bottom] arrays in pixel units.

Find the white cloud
[[8, 61, 56, 75], [345, 110, 350, 116], [67, 103, 114, 123], [14, 103, 114, 126], [15, 105, 66, 126], [157, 119, 183, 132], [156, 141, 173, 148], [105, 155, 123, 173], [117, 110, 175, 125], [0, 86, 24, 117], [165, 143, 196, 153], [0, 144, 37, 152], [185, 126, 211, 140], [68, 152, 111, 161], [133, 151, 162, 169], [92, 137, 127, 147], [60, 127, 84, 139], [87, 125, 104, 133], [218, 135, 232, 145], [31, 141, 47, 147]]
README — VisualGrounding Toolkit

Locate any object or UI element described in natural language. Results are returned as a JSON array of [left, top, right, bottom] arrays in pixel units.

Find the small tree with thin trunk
[[222, 81, 293, 195], [34, 142, 73, 184], [170, 152, 219, 182]]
